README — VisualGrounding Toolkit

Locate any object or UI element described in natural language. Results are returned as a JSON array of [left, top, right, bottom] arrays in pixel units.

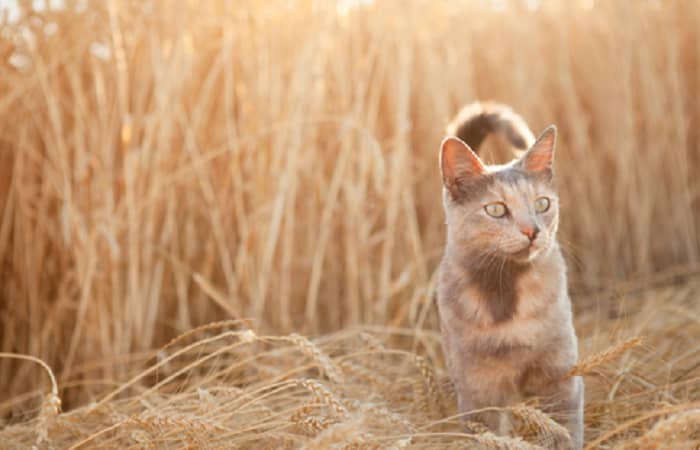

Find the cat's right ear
[[440, 137, 486, 199]]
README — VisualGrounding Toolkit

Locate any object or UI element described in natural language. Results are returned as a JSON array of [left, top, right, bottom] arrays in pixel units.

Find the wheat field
[[1, 0, 699, 448]]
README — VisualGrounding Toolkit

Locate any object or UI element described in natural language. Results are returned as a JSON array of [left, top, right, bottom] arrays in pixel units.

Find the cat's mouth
[[511, 243, 540, 262]]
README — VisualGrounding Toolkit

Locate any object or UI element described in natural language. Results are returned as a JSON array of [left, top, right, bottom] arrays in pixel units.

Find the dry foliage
[[1, 0, 700, 448], [2, 279, 700, 448]]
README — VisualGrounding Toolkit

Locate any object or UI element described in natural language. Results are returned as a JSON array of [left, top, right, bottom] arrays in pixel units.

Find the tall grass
[[1, 0, 699, 416], [1, 281, 698, 448]]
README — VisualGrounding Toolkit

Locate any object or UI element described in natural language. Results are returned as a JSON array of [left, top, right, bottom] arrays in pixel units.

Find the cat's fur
[[437, 102, 583, 449]]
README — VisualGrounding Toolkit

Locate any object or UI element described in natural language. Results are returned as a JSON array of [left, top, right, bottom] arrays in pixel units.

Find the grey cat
[[437, 102, 583, 449]]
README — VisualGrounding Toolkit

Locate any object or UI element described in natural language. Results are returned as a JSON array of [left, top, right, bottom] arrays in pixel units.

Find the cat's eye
[[535, 197, 551, 213], [484, 202, 508, 218]]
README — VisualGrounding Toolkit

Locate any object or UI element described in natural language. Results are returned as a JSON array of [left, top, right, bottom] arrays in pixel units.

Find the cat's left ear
[[519, 125, 556, 179]]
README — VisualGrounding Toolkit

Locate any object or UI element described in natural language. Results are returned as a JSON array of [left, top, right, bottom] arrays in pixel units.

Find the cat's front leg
[[525, 372, 584, 450], [452, 368, 519, 436]]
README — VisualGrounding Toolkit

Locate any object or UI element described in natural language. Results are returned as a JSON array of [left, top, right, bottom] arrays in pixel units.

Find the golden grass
[[2, 279, 700, 448], [1, 0, 700, 448]]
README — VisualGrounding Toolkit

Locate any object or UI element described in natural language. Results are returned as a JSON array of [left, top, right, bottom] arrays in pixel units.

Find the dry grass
[[2, 279, 700, 448], [1, 0, 700, 448]]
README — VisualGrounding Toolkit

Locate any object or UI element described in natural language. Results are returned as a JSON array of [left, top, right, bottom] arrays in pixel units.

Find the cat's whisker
[[556, 242, 585, 272]]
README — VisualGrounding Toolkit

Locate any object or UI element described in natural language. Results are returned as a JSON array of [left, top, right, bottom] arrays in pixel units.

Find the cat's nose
[[521, 225, 540, 242]]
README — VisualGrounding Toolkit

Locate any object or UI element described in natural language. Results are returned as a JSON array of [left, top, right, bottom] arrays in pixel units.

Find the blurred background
[[1, 0, 698, 416]]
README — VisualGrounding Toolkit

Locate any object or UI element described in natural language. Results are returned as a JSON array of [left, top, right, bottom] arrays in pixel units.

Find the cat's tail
[[445, 102, 535, 154]]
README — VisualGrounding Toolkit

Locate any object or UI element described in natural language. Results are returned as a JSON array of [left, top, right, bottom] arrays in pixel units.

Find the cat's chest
[[458, 268, 559, 326], [465, 309, 553, 352], [448, 272, 564, 356]]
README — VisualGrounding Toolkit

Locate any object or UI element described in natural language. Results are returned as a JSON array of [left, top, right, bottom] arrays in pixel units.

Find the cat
[[437, 102, 583, 449]]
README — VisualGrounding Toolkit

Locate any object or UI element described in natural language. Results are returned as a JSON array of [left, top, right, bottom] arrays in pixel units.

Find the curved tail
[[445, 102, 535, 154]]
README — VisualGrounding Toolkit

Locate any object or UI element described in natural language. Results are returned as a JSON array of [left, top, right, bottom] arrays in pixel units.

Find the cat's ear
[[440, 136, 486, 198], [519, 125, 556, 178]]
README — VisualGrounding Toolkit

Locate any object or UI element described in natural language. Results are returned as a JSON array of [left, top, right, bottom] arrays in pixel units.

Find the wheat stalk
[[296, 379, 349, 419], [0, 353, 61, 444], [465, 431, 546, 450], [287, 333, 344, 384], [566, 337, 643, 377], [509, 404, 572, 449], [301, 416, 369, 450], [158, 319, 251, 353], [413, 354, 441, 417], [633, 409, 700, 450]]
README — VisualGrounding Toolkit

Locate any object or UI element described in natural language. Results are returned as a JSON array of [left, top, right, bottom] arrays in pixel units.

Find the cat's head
[[439, 127, 559, 264]]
